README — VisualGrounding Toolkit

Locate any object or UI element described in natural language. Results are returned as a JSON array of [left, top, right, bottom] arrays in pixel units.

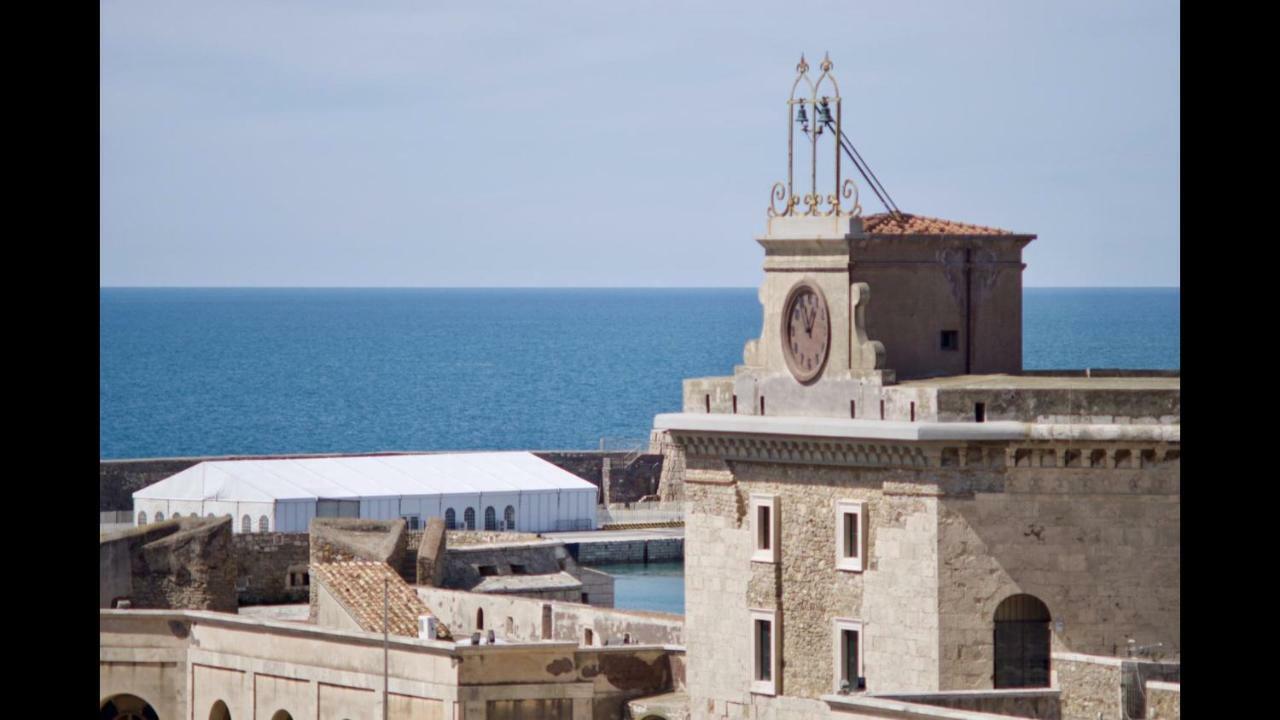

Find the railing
[[597, 437, 650, 468]]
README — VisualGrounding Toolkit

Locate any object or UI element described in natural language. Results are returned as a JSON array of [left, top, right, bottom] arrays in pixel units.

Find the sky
[[100, 1, 1179, 288]]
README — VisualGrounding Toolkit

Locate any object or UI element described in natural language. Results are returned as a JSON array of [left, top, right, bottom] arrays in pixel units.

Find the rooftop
[[861, 212, 1028, 237], [311, 561, 447, 639], [897, 373, 1180, 392]]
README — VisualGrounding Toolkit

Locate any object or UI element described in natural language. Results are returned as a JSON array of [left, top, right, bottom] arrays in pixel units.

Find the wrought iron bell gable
[[768, 53, 860, 218]]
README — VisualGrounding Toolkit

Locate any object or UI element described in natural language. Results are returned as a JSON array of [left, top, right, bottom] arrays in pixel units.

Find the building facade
[[653, 56, 1179, 720]]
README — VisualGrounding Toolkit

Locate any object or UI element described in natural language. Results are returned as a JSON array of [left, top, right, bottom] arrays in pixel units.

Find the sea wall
[[100, 450, 666, 511], [569, 537, 684, 565]]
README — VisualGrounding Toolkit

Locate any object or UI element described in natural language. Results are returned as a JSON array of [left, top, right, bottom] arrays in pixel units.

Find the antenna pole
[[383, 577, 389, 720]]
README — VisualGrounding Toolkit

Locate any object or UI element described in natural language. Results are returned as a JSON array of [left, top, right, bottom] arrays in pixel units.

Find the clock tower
[[706, 55, 1036, 421]]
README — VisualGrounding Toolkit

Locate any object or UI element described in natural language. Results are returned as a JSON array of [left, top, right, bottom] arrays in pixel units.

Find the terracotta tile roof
[[312, 561, 451, 640], [862, 212, 1021, 236]]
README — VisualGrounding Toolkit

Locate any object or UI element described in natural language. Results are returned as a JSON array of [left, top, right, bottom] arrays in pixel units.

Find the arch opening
[[484, 506, 497, 531], [100, 694, 159, 720], [209, 699, 232, 720], [993, 593, 1051, 688], [504, 505, 516, 530]]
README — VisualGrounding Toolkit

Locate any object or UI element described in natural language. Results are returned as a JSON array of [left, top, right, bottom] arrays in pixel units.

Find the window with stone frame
[[750, 494, 779, 563], [750, 608, 779, 696], [835, 500, 867, 572], [833, 618, 865, 693]]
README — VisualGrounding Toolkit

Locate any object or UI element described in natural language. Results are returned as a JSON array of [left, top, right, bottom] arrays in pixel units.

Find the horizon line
[[99, 284, 1182, 290]]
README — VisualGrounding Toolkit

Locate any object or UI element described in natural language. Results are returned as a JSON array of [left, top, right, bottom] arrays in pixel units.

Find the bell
[[816, 99, 834, 126], [794, 102, 809, 126]]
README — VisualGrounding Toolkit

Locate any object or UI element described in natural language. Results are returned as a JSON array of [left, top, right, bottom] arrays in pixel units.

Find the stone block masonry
[[569, 537, 684, 565], [231, 532, 310, 605]]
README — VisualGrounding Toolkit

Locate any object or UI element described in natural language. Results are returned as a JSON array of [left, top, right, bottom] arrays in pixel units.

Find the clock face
[[781, 280, 830, 383]]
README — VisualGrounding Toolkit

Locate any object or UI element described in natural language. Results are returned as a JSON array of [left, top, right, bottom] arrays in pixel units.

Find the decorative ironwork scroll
[[767, 53, 861, 218]]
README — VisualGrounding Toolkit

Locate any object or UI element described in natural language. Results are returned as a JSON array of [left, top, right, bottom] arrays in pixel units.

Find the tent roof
[[132, 452, 598, 503]]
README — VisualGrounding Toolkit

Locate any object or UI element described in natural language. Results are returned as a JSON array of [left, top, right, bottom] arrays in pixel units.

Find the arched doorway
[[993, 593, 1051, 688], [100, 694, 159, 720], [209, 700, 232, 720], [271, 711, 294, 720]]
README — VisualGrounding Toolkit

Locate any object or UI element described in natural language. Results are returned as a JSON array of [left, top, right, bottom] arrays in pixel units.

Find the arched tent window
[[206, 513, 215, 519], [993, 594, 1051, 688], [270, 712, 293, 720], [476, 608, 485, 630], [258, 515, 270, 532], [484, 506, 497, 531], [209, 700, 232, 720], [464, 508, 476, 530], [444, 508, 456, 530], [241, 515, 252, 533], [172, 512, 181, 519], [504, 505, 516, 531], [154, 512, 165, 522], [137, 511, 147, 526]]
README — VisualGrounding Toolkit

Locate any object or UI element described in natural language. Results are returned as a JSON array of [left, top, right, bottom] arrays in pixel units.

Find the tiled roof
[[862, 212, 1020, 236], [311, 561, 450, 640]]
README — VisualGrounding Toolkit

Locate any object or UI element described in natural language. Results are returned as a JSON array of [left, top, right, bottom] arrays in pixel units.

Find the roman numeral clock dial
[[781, 280, 830, 384]]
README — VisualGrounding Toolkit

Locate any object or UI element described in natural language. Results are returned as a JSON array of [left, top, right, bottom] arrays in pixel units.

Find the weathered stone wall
[[877, 689, 1060, 719], [535, 451, 664, 504], [100, 521, 184, 608], [416, 518, 447, 587], [937, 453, 1180, 689], [231, 532, 310, 606], [130, 517, 237, 612], [1053, 654, 1122, 720], [570, 537, 684, 565], [442, 542, 570, 589], [415, 585, 684, 647], [1145, 681, 1178, 720]]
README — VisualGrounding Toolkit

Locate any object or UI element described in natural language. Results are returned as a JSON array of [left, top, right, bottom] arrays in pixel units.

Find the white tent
[[131, 452, 599, 534]]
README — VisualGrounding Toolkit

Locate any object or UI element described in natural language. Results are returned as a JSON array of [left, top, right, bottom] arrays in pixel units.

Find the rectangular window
[[833, 618, 864, 693], [835, 500, 867, 572], [751, 609, 779, 695], [975, 402, 986, 423], [941, 330, 959, 351], [751, 494, 779, 563]]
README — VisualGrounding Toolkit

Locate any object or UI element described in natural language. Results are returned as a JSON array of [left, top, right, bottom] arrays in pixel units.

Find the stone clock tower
[[707, 54, 1036, 421]]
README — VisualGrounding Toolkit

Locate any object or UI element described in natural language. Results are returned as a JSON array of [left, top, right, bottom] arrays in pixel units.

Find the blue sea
[[99, 288, 1178, 460]]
